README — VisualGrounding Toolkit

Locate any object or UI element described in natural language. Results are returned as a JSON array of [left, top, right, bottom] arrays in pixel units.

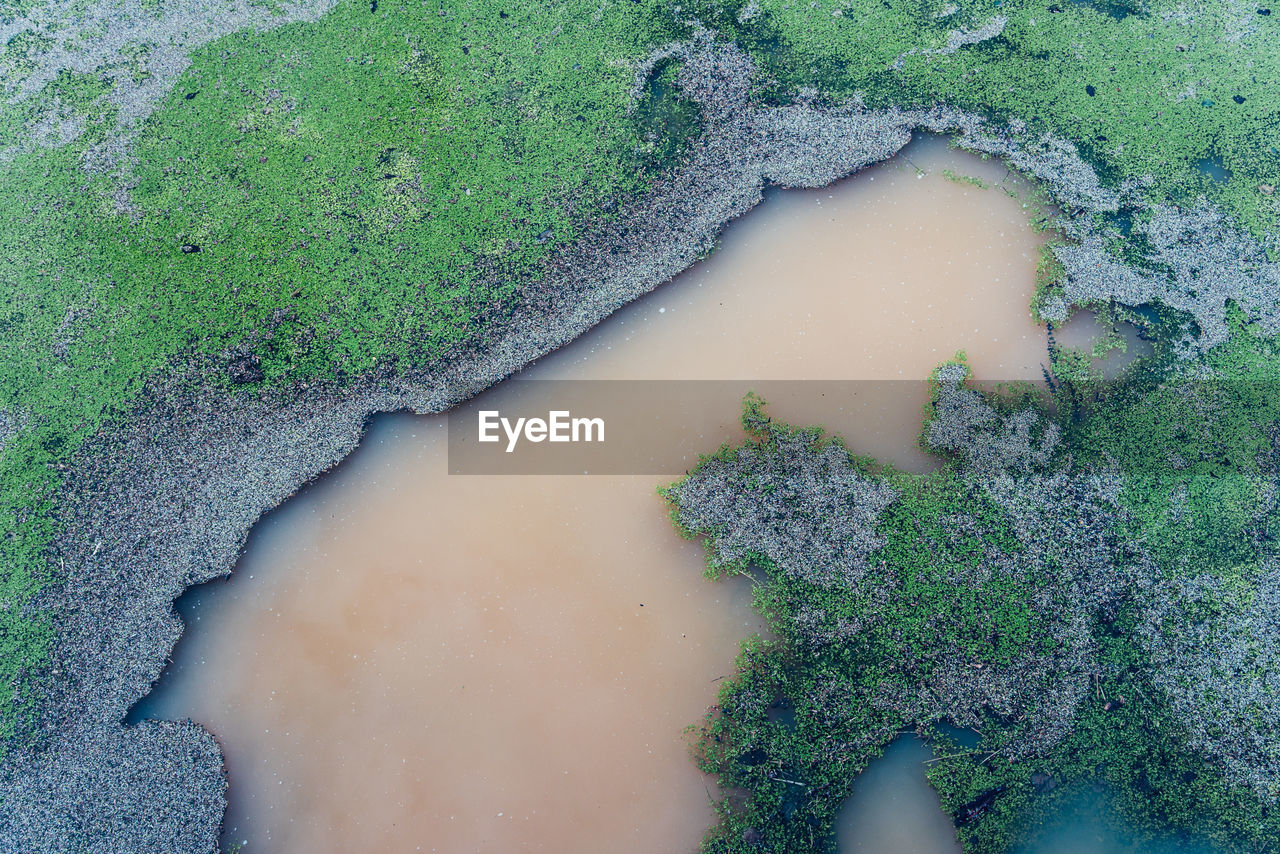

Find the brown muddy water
[[132, 136, 1136, 853]]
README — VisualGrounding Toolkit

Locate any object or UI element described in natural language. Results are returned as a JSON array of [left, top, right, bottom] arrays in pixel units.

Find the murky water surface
[[135, 137, 1104, 852], [835, 738, 1222, 854], [836, 738, 963, 853], [1011, 786, 1223, 854]]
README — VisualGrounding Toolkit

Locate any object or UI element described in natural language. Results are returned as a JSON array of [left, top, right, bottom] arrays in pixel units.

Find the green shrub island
[[664, 318, 1280, 851]]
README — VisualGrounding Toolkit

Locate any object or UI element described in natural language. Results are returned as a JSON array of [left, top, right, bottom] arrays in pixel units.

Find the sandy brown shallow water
[[133, 137, 1122, 852]]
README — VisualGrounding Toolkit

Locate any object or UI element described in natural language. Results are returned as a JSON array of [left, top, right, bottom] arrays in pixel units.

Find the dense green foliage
[[0, 0, 692, 753], [868, 480, 1047, 668], [668, 313, 1280, 851], [686, 0, 1280, 244], [1069, 308, 1280, 581]]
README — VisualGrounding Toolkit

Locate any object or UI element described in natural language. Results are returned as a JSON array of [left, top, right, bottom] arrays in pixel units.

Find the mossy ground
[[690, 0, 1280, 245], [1, 0, 691, 754]]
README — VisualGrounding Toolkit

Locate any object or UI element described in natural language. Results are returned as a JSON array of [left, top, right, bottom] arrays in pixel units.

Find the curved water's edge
[[835, 735, 1225, 854], [3, 33, 1229, 854], [127, 135, 1135, 852]]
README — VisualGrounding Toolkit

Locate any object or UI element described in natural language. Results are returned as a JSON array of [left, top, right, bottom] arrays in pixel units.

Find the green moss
[[681, 0, 1280, 242], [0, 0, 694, 756], [1, 27, 54, 86], [865, 474, 1048, 669], [117, 41, 153, 84], [631, 56, 704, 171], [671, 315, 1280, 851]]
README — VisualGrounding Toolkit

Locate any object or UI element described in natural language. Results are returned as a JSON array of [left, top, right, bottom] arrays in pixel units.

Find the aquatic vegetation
[[0, 0, 689, 755], [942, 167, 991, 189], [685, 0, 1280, 246], [1, 0, 1277, 847], [665, 333, 1280, 851], [1142, 560, 1280, 802]]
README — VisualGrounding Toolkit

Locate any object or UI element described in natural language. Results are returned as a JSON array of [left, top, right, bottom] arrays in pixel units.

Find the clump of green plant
[[667, 314, 1280, 852], [632, 57, 704, 172], [942, 168, 990, 189], [0, 0, 698, 757], [1030, 246, 1066, 323], [676, 0, 1280, 243]]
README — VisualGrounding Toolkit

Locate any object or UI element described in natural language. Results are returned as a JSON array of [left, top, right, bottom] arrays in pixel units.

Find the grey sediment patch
[[2, 29, 1278, 853], [1, 0, 338, 168], [892, 15, 1008, 67], [1052, 201, 1280, 351], [665, 425, 899, 590], [1140, 556, 1280, 800], [0, 407, 29, 457]]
